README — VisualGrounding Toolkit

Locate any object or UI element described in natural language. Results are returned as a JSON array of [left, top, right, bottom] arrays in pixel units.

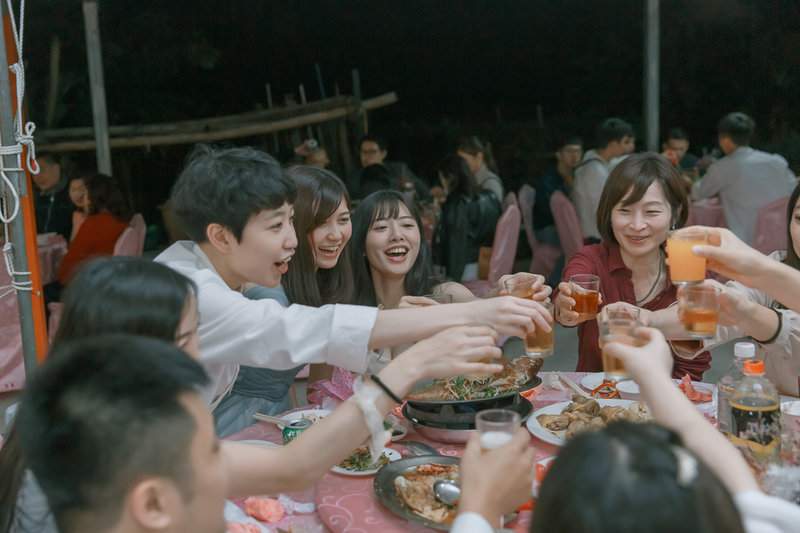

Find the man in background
[[347, 134, 431, 202], [572, 118, 634, 242], [662, 127, 699, 171], [32, 152, 73, 240], [692, 112, 797, 245], [533, 136, 584, 247]]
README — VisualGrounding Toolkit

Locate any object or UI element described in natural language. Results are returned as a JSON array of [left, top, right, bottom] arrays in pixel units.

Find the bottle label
[[728, 400, 782, 478], [717, 385, 732, 433]]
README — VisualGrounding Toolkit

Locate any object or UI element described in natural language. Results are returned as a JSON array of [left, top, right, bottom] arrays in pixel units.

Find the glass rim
[[680, 284, 721, 295], [475, 408, 521, 422], [569, 273, 600, 282], [667, 228, 708, 240]]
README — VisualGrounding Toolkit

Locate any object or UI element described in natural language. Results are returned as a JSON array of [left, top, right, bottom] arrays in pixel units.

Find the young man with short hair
[[692, 112, 797, 245], [572, 118, 634, 242], [156, 145, 551, 427]]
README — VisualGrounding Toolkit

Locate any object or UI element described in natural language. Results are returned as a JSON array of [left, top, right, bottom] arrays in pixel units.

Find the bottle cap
[[734, 342, 755, 359], [743, 359, 764, 375]]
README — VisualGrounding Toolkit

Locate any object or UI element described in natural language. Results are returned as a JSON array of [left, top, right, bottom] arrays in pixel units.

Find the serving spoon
[[432, 479, 460, 505]]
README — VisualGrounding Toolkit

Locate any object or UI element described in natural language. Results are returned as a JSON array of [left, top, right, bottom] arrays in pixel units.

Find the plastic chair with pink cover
[[550, 190, 584, 260], [113, 227, 140, 257], [518, 184, 560, 279], [130, 213, 146, 256], [462, 204, 521, 298], [113, 214, 146, 257], [753, 196, 790, 255], [502, 191, 519, 212]]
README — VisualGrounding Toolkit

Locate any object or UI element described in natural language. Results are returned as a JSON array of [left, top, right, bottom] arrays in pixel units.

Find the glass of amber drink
[[598, 318, 641, 382], [569, 274, 600, 320], [666, 229, 708, 285], [677, 285, 720, 338], [475, 409, 520, 452], [505, 277, 554, 356]]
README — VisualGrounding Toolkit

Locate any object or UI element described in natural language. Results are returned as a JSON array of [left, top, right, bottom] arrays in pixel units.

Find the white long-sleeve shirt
[[692, 147, 796, 245], [156, 241, 378, 407]]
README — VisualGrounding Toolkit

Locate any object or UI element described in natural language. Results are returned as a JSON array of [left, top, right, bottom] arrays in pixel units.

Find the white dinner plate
[[526, 399, 640, 446], [279, 409, 331, 429], [331, 448, 401, 476], [580, 372, 607, 392]]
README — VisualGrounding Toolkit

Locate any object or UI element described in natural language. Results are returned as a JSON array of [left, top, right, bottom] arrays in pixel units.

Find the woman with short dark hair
[[553, 152, 710, 380]]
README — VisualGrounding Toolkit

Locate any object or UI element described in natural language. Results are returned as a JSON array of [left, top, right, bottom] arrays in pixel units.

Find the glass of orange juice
[[569, 274, 600, 320], [677, 285, 720, 338], [598, 318, 642, 382], [666, 229, 708, 285]]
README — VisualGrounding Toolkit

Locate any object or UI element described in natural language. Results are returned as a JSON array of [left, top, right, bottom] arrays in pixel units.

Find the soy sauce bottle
[[728, 359, 781, 483]]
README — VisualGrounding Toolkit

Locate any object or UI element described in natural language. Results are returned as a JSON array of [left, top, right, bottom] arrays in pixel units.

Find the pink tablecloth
[[686, 198, 728, 228], [226, 372, 590, 532], [0, 235, 67, 392]]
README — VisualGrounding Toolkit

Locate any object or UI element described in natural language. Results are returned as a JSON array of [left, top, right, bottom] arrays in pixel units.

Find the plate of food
[[527, 396, 651, 446], [332, 447, 401, 476], [405, 356, 543, 405], [374, 456, 461, 530], [278, 409, 331, 429]]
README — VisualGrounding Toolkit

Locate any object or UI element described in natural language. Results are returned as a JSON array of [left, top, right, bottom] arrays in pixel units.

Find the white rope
[[1, 0, 36, 299]]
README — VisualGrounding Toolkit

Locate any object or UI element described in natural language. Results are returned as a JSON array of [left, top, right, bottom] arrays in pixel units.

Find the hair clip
[[671, 445, 699, 487]]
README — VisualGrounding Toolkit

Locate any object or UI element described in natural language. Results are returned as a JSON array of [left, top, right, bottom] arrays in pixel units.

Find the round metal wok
[[374, 454, 460, 531], [402, 395, 534, 443], [404, 375, 541, 410]]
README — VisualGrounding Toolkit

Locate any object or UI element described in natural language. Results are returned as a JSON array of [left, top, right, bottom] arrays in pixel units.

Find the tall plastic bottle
[[717, 342, 753, 434], [727, 359, 782, 483]]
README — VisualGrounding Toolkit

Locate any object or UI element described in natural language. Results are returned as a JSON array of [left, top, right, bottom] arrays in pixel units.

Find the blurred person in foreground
[[529, 327, 800, 533]]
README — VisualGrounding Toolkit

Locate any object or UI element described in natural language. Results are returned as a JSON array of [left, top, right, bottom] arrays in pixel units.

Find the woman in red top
[[58, 173, 132, 285], [554, 152, 711, 380]]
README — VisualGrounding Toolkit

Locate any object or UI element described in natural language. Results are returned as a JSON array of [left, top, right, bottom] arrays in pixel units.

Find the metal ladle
[[432, 479, 461, 505]]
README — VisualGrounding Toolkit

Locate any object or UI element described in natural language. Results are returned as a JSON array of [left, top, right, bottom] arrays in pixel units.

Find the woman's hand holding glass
[[497, 272, 552, 301], [467, 295, 553, 338], [555, 280, 603, 326]]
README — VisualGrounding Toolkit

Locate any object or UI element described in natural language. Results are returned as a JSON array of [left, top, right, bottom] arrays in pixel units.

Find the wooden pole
[[644, 0, 660, 152], [44, 35, 60, 129], [38, 93, 399, 153], [82, 0, 112, 174]]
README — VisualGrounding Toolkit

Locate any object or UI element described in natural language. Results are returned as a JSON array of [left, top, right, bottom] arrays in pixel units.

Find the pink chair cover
[[550, 190, 584, 260], [462, 204, 521, 298], [502, 191, 519, 212], [518, 184, 537, 250], [753, 196, 789, 255], [113, 227, 140, 257], [518, 185, 560, 279], [130, 213, 146, 256]]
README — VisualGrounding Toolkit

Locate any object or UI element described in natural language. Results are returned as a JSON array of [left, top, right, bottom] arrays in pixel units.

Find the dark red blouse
[[554, 242, 712, 381]]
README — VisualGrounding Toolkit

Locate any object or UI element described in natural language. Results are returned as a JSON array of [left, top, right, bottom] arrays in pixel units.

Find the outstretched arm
[[369, 296, 552, 349], [690, 226, 800, 312], [224, 324, 503, 496], [603, 327, 758, 495]]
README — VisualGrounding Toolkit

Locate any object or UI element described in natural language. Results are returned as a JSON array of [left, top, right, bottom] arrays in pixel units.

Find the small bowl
[[390, 424, 408, 441], [616, 380, 642, 400]]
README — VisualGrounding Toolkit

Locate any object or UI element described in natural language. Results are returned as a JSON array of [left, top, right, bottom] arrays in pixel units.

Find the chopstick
[[554, 371, 592, 399], [252, 413, 286, 426]]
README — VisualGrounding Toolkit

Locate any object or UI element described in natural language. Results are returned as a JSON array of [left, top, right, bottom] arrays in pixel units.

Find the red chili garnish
[[591, 380, 621, 399]]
